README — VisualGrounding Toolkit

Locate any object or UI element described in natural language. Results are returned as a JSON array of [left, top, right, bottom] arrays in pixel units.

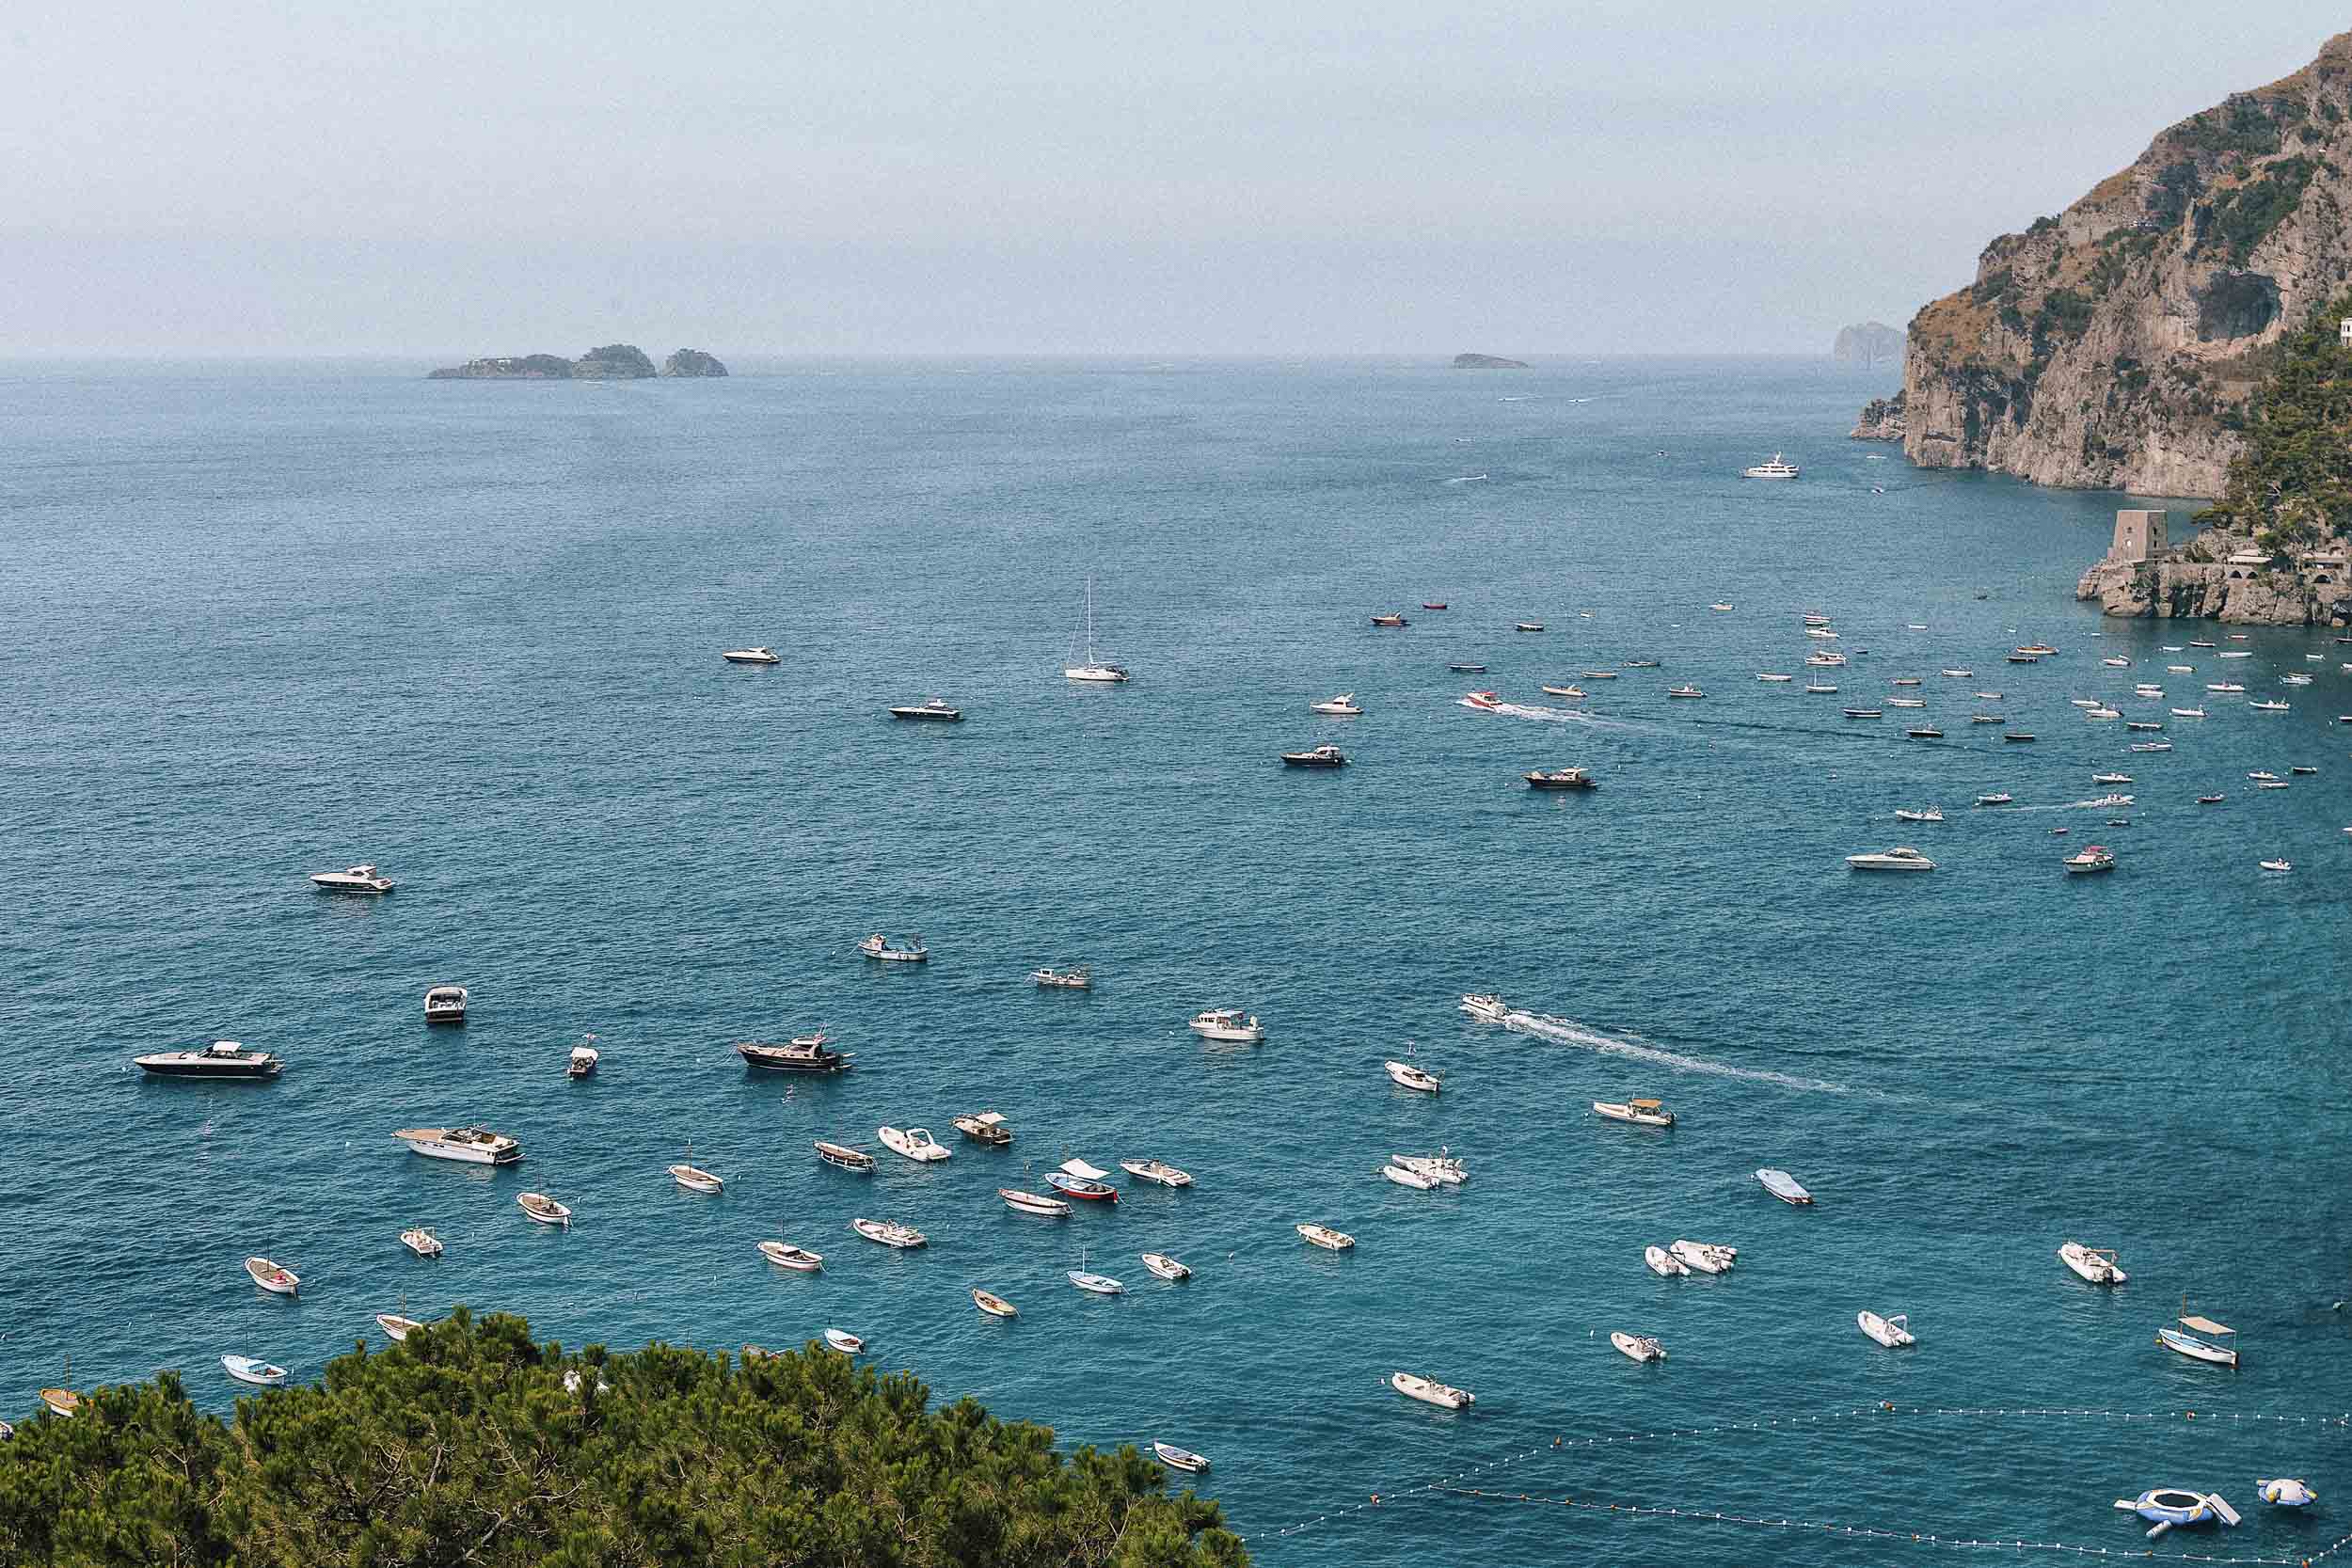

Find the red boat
[[1371, 613, 1408, 627], [1045, 1171, 1118, 1201], [1422, 601, 1448, 610], [1460, 690, 1502, 711]]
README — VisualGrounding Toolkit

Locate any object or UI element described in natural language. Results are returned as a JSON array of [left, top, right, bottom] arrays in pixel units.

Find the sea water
[[2, 356, 2347, 1565]]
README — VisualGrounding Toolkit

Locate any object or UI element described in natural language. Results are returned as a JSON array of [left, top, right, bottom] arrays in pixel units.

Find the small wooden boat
[[1665, 685, 1704, 699], [516, 1193, 572, 1227], [1645, 1243, 1688, 1277], [1141, 1252, 1191, 1281], [739, 1034, 856, 1073], [1031, 965, 1092, 989], [2157, 1309, 2238, 1368], [1120, 1158, 1193, 1187], [822, 1329, 864, 1354], [953, 1112, 1012, 1146], [423, 985, 469, 1023], [1296, 1223, 1355, 1251], [757, 1241, 823, 1272], [2260, 858, 2294, 873], [400, 1227, 442, 1259], [221, 1354, 287, 1386], [1756, 1168, 1812, 1205], [1611, 1331, 1665, 1362], [1421, 601, 1448, 610], [375, 1313, 424, 1342], [1152, 1442, 1211, 1474], [1046, 1159, 1120, 1201], [1669, 1240, 1737, 1275], [1593, 1097, 1673, 1128], [815, 1139, 877, 1172], [2058, 1241, 2126, 1285], [972, 1288, 1017, 1319], [245, 1256, 300, 1296], [1385, 1059, 1441, 1094], [39, 1388, 80, 1418], [1391, 1370, 1472, 1409], [668, 1163, 724, 1195], [999, 1187, 1073, 1217], [2198, 794, 2224, 804], [850, 1217, 926, 1249], [1858, 1310, 1915, 1348]]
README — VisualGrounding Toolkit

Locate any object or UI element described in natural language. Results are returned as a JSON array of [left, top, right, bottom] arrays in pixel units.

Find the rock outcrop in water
[[1832, 322, 1905, 365], [430, 344, 700, 380], [1452, 353, 1529, 369], [660, 348, 728, 377], [1851, 391, 1907, 441], [2076, 521, 2350, 625], [1877, 29, 2352, 495]]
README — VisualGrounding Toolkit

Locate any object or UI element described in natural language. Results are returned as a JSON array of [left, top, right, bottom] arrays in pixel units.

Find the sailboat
[[1062, 578, 1130, 683]]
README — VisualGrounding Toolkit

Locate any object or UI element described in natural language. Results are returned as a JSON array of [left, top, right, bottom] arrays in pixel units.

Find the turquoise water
[[3, 357, 2348, 1564]]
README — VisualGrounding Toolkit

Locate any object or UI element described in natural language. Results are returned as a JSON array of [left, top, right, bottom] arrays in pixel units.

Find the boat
[[2104, 657, 2131, 668], [2157, 1309, 2239, 1368], [1845, 847, 1934, 871], [1756, 673, 1791, 683], [2249, 769, 2279, 781], [738, 1034, 855, 1073], [1459, 993, 1509, 1022], [566, 1038, 599, 1079], [2092, 771, 2132, 784], [1450, 663, 1488, 673], [2291, 764, 2318, 775], [2249, 699, 2290, 712], [1887, 697, 1924, 708], [1068, 1246, 1125, 1295], [1665, 684, 1704, 700], [2087, 792, 2135, 807], [1044, 1169, 1119, 1202], [1581, 669, 1621, 679], [1381, 1163, 1437, 1189], [1523, 766, 1597, 790], [721, 646, 780, 665], [2220, 650, 2254, 659], [1593, 1098, 1674, 1128], [400, 1227, 442, 1259], [423, 986, 468, 1023], [2260, 858, 2293, 873], [2062, 846, 2117, 874], [1142, 1252, 1192, 1281], [2207, 683, 2247, 694], [1296, 1223, 1356, 1251], [1645, 1244, 1688, 1277], [375, 1313, 424, 1342], [858, 932, 928, 962], [814, 1140, 877, 1172], [887, 698, 963, 722], [1459, 689, 1504, 711], [1422, 601, 1448, 610], [878, 1125, 951, 1163], [2007, 653, 2040, 663], [2114, 1489, 2240, 1540], [1188, 1008, 1264, 1042], [39, 1388, 80, 1418], [2002, 732, 2036, 742], [2085, 706, 2121, 719], [1890, 677, 1922, 687], [1858, 1311, 1915, 1348], [2016, 642, 2058, 657], [757, 1241, 823, 1272], [1385, 1058, 1442, 1094], [1970, 714, 2005, 724], [1806, 628, 1840, 641], [2058, 1242, 2126, 1285], [953, 1112, 1013, 1147], [1610, 1331, 1665, 1363], [1514, 621, 1546, 633], [1893, 807, 1942, 824], [393, 1126, 520, 1164], [972, 1288, 1017, 1318], [1741, 452, 1801, 479], [1539, 684, 1585, 699], [1120, 1158, 1194, 1187], [1805, 652, 1846, 667], [1905, 727, 1943, 739], [309, 863, 392, 893], [2257, 1478, 2317, 1508], [1391, 1370, 1473, 1409], [1756, 1167, 1813, 1204], [668, 1162, 723, 1195], [1976, 793, 2013, 806], [1279, 743, 1348, 768], [132, 1040, 284, 1080], [1391, 1150, 1468, 1185], [2129, 742, 2171, 752], [822, 1329, 864, 1354], [1839, 706, 1878, 718], [221, 1354, 288, 1386], [1152, 1442, 1210, 1474], [998, 1187, 1073, 1216], [1310, 693, 1363, 716], [1669, 1240, 1737, 1275], [245, 1257, 300, 1296], [850, 1218, 927, 1249], [1371, 613, 1408, 628], [1065, 578, 1131, 680], [516, 1192, 571, 1227], [2190, 639, 2217, 648], [2172, 707, 2205, 719], [2198, 794, 2225, 805], [1031, 964, 1091, 989]]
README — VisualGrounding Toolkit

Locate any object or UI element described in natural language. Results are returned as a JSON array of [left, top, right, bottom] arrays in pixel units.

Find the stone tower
[[2106, 508, 2167, 564]]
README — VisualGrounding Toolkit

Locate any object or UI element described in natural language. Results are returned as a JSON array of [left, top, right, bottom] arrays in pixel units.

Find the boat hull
[[134, 1057, 282, 1079], [1391, 1371, 1472, 1409]]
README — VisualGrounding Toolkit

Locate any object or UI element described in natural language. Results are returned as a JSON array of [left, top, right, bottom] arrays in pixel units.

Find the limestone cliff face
[[2075, 528, 2351, 625], [1851, 391, 1906, 441], [1891, 30, 2352, 495]]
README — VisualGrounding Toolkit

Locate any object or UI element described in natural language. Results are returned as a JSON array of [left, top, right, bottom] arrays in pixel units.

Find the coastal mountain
[[1452, 352, 1529, 369], [429, 344, 723, 380], [1882, 29, 2352, 495], [1831, 322, 1905, 365]]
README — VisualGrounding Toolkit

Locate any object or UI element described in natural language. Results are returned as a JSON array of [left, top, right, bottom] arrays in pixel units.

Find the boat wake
[[1442, 473, 1491, 483], [1504, 1012, 1848, 1094]]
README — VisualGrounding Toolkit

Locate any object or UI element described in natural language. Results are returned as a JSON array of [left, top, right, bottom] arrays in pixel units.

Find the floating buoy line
[[1242, 1403, 2352, 1558]]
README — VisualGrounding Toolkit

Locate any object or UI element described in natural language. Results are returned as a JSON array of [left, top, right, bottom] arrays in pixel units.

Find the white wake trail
[[1503, 1012, 1848, 1094]]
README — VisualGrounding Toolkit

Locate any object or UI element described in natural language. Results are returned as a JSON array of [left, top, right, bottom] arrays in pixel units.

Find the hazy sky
[[3, 2, 2345, 356]]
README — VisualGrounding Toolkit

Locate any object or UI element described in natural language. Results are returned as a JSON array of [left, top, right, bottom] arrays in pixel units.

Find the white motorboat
[[878, 1125, 951, 1163], [309, 863, 392, 893], [2172, 707, 2205, 718], [567, 1040, 599, 1079], [1068, 1245, 1125, 1295], [858, 932, 929, 962], [815, 1139, 877, 1172], [758, 1241, 823, 1272], [1741, 452, 1801, 479], [953, 1111, 1013, 1146], [1669, 1239, 1738, 1275], [1858, 1310, 1915, 1348], [2249, 699, 2290, 712], [850, 1217, 928, 1249], [1756, 1168, 1813, 1204], [1887, 697, 1924, 707], [1458, 993, 1509, 1022], [1152, 1442, 1210, 1474], [1805, 652, 1847, 667], [822, 1328, 865, 1354], [2219, 649, 2253, 658], [516, 1192, 572, 1227], [1593, 1098, 1674, 1128], [1310, 693, 1363, 716], [2259, 858, 2293, 873], [2248, 769, 2279, 781], [1514, 621, 1546, 633], [1893, 807, 1942, 823], [1381, 1163, 1437, 1189], [1045, 1166, 1119, 1202], [221, 1354, 287, 1386], [1385, 1058, 1442, 1094], [1120, 1158, 1193, 1187], [1391, 1370, 1474, 1409], [1031, 964, 1091, 989], [668, 1162, 723, 1194], [1845, 847, 1934, 872], [400, 1227, 442, 1259], [2058, 1241, 2126, 1285], [1645, 1243, 1688, 1277], [1296, 1223, 1356, 1251], [887, 697, 963, 722], [1610, 1331, 1665, 1363], [2085, 706, 2121, 719], [972, 1288, 1017, 1318], [998, 1187, 1073, 1217], [2115, 1489, 2241, 1540], [1062, 577, 1131, 682], [375, 1313, 424, 1342], [1459, 689, 1505, 710], [721, 646, 780, 665], [2129, 741, 2172, 752], [1976, 793, 2013, 806], [133, 1040, 285, 1080], [2103, 656, 2131, 667], [2091, 771, 2132, 784], [1188, 1008, 1264, 1042], [245, 1257, 300, 1296], [2206, 682, 2246, 693], [1391, 1150, 1468, 1185], [1940, 668, 1974, 678], [1806, 627, 1840, 641], [1539, 684, 1586, 699], [1711, 602, 1735, 611], [422, 985, 468, 1023], [1665, 685, 1704, 700], [2088, 793, 2135, 807], [2257, 1478, 2317, 1508], [1142, 1252, 1192, 1281], [1756, 673, 1792, 682], [2157, 1310, 2238, 1368], [2062, 846, 2117, 874]]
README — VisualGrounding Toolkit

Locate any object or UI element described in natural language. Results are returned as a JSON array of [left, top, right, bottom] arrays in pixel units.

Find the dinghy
[[221, 1354, 288, 1386], [1669, 1240, 1737, 1275], [1142, 1252, 1191, 1282], [822, 1329, 864, 1354], [998, 1187, 1073, 1216], [878, 1125, 951, 1163], [516, 1193, 572, 1227], [971, 1289, 1018, 1319], [1391, 1370, 1474, 1409], [757, 1241, 823, 1272], [1610, 1331, 1665, 1363], [245, 1257, 300, 1295], [2114, 1488, 2238, 1539], [1756, 1168, 1813, 1205], [668, 1163, 723, 1194], [1593, 1098, 1673, 1127], [400, 1227, 443, 1259], [1858, 1310, 1915, 1347], [1381, 1163, 1437, 1189], [1152, 1442, 1211, 1474], [2058, 1241, 2126, 1285], [375, 1313, 424, 1342], [1645, 1244, 1689, 1277], [1296, 1223, 1356, 1251], [814, 1140, 877, 1172], [1385, 1059, 1442, 1094], [2257, 1478, 2317, 1508], [850, 1218, 928, 1249]]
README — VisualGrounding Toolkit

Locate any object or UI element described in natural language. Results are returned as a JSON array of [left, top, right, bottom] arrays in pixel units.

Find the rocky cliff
[[429, 344, 686, 379], [1452, 353, 1529, 369], [1832, 323, 1905, 364], [661, 348, 728, 377], [1883, 29, 2352, 495], [1851, 391, 1907, 441], [2076, 526, 2350, 625]]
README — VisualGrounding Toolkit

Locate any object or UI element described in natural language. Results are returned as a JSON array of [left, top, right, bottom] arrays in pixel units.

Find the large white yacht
[[1062, 577, 1130, 683], [393, 1126, 521, 1164], [1741, 453, 1801, 479], [310, 864, 392, 893], [1188, 1008, 1264, 1042], [133, 1040, 284, 1079], [1845, 846, 1935, 872]]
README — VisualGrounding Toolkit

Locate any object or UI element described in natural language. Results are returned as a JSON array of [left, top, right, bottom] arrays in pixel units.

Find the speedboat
[[1142, 1252, 1192, 1281], [1459, 689, 1504, 711], [1756, 673, 1791, 682], [1381, 1163, 1437, 1189], [1645, 1244, 1688, 1277], [375, 1314, 424, 1342], [222, 1354, 288, 1386], [1188, 1008, 1264, 1042], [2058, 1241, 2126, 1285], [668, 1162, 723, 1194], [1296, 1223, 1356, 1251], [858, 933, 928, 962], [1806, 628, 1840, 641], [1279, 744, 1348, 768], [2063, 846, 2117, 874], [1031, 965, 1091, 989], [1893, 807, 1942, 823], [2092, 771, 2132, 784], [998, 1187, 1073, 1216], [2207, 682, 2247, 694], [1858, 1311, 1915, 1348], [2088, 792, 2135, 807], [721, 646, 780, 665], [2249, 699, 2290, 712], [1385, 1059, 1442, 1094], [1120, 1158, 1194, 1187], [1976, 793, 2013, 806], [1459, 993, 1509, 1022], [2260, 858, 2293, 873], [814, 1139, 877, 1172], [1539, 684, 1586, 699], [423, 986, 468, 1023], [1310, 693, 1363, 716], [1756, 1167, 1813, 1204], [2172, 706, 2205, 718], [400, 1227, 442, 1259], [1524, 767, 1597, 789], [822, 1329, 865, 1354], [1152, 1442, 1210, 1474], [566, 1040, 599, 1079], [953, 1112, 1013, 1147], [245, 1257, 300, 1296], [2085, 706, 2122, 719], [393, 1126, 520, 1164], [1665, 685, 1704, 699], [2257, 1478, 2317, 1508], [2114, 1489, 2240, 1540], [850, 1218, 927, 1249], [1391, 1150, 1468, 1185], [309, 863, 392, 893], [1044, 1169, 1119, 1202], [1593, 1098, 1673, 1127], [887, 698, 963, 722], [1391, 1370, 1473, 1409], [1669, 1240, 1737, 1275], [133, 1040, 284, 1079], [2219, 649, 2254, 659], [1845, 847, 1934, 872], [1370, 613, 1408, 627], [2157, 1311, 2238, 1367], [1610, 1331, 1665, 1363], [972, 1288, 1017, 1318], [516, 1192, 572, 1227], [1514, 621, 1546, 633], [1741, 452, 1801, 478], [738, 1034, 855, 1073], [758, 1241, 823, 1272], [878, 1125, 951, 1163]]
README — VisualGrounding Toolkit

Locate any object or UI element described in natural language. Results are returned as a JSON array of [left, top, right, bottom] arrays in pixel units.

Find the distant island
[[428, 344, 728, 380], [1452, 353, 1529, 370], [1831, 322, 1904, 365]]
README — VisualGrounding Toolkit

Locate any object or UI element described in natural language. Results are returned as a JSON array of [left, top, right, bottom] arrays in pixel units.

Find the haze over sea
[[4, 357, 2347, 1565]]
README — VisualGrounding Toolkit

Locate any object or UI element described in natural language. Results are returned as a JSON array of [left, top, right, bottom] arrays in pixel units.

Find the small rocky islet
[[428, 344, 727, 379]]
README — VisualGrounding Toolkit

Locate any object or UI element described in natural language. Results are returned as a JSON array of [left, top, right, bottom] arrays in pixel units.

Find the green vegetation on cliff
[[2197, 291, 2352, 550], [0, 1311, 1247, 1568]]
